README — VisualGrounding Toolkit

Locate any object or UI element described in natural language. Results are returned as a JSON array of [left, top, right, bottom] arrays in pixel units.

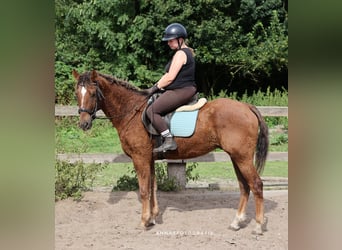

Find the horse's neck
[[99, 82, 145, 127]]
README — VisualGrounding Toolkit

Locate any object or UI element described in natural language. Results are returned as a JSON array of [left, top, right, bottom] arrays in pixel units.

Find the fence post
[[167, 161, 186, 190]]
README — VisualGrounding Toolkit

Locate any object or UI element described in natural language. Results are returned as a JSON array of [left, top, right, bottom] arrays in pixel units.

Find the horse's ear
[[72, 69, 79, 80], [91, 70, 98, 81]]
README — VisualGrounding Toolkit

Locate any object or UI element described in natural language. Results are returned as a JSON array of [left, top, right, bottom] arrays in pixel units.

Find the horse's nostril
[[80, 120, 92, 130], [80, 121, 88, 130]]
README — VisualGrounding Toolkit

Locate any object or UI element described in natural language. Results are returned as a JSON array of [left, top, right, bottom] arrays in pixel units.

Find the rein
[[96, 99, 147, 121], [78, 81, 147, 122]]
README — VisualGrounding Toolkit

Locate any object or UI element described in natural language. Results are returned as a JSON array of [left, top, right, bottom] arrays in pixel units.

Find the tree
[[55, 0, 288, 104]]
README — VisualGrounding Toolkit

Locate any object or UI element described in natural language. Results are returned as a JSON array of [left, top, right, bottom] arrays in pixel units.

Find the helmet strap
[[177, 38, 183, 50]]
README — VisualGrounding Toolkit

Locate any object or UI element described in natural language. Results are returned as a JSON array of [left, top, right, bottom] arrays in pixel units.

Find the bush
[[155, 162, 180, 192], [270, 133, 288, 146], [238, 87, 288, 128], [55, 0, 287, 104], [55, 159, 108, 201], [112, 162, 199, 192], [112, 170, 139, 191], [208, 87, 288, 129]]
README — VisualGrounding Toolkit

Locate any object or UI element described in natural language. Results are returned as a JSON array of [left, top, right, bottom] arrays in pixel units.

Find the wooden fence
[[55, 105, 288, 117], [55, 105, 288, 189]]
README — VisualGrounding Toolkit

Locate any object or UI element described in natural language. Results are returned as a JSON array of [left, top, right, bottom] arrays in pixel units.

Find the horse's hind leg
[[229, 160, 250, 231], [230, 158, 266, 235]]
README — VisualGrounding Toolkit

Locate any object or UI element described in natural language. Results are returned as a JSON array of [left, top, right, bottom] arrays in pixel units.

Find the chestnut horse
[[73, 69, 269, 234]]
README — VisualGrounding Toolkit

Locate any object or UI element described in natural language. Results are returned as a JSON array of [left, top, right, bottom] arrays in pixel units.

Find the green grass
[[55, 117, 122, 153], [187, 161, 288, 182], [92, 163, 135, 187], [91, 161, 288, 187], [55, 117, 288, 153]]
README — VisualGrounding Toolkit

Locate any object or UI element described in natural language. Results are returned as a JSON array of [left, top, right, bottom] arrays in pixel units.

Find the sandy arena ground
[[55, 188, 288, 250]]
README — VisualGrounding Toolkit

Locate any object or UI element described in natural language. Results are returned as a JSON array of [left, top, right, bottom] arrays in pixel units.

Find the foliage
[[185, 162, 200, 183], [112, 169, 139, 191], [208, 87, 288, 128], [55, 159, 108, 200], [235, 87, 288, 128], [270, 133, 288, 146], [55, 117, 121, 153], [55, 0, 288, 104], [112, 162, 199, 192], [154, 163, 179, 191]]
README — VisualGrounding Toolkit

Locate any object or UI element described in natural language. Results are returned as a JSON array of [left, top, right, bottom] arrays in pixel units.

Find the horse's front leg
[[136, 166, 153, 228], [150, 162, 159, 225]]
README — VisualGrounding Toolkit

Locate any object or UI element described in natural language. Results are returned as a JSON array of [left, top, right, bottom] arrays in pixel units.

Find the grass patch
[[192, 161, 287, 182], [93, 163, 134, 187], [92, 161, 288, 188], [55, 117, 122, 153], [56, 117, 288, 153]]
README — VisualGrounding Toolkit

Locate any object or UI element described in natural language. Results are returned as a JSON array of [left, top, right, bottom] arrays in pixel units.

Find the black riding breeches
[[146, 86, 197, 133]]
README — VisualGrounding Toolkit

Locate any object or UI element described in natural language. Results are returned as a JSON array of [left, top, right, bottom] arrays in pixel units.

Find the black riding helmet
[[162, 23, 187, 41]]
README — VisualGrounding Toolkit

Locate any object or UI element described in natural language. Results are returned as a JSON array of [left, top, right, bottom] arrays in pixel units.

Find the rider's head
[[162, 23, 187, 50]]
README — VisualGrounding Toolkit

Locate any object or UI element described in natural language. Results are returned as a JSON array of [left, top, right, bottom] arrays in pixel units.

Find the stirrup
[[153, 138, 177, 153]]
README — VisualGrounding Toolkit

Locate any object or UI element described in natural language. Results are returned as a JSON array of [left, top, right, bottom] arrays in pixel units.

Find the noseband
[[78, 82, 104, 120]]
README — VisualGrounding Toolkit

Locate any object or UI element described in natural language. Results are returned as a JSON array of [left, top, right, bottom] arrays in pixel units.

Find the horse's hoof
[[139, 221, 155, 230], [252, 226, 263, 235], [229, 214, 246, 231], [229, 223, 241, 231], [252, 217, 267, 235], [137, 222, 146, 230]]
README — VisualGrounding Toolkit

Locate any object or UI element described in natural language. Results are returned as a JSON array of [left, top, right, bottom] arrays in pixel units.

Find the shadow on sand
[[107, 188, 281, 229]]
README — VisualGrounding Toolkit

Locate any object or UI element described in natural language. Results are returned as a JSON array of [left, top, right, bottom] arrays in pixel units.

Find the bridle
[[77, 80, 148, 123], [77, 82, 104, 120]]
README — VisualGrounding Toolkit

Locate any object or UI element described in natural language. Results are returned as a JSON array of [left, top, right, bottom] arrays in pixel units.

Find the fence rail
[[55, 105, 288, 117], [56, 152, 288, 164]]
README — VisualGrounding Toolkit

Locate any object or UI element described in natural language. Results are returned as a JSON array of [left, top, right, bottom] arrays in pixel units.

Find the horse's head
[[73, 69, 104, 131]]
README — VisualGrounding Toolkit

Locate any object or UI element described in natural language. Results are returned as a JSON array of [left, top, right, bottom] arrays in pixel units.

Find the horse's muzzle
[[79, 118, 92, 131]]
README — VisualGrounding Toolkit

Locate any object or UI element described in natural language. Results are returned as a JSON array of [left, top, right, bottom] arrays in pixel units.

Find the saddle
[[141, 93, 207, 137]]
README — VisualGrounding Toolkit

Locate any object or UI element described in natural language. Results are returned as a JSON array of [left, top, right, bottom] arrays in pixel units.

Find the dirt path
[[55, 189, 288, 250]]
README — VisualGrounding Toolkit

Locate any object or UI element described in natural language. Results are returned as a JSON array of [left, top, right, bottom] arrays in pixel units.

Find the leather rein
[[77, 81, 147, 122]]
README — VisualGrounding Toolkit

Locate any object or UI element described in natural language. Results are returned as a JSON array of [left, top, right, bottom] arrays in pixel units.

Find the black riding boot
[[153, 136, 177, 153]]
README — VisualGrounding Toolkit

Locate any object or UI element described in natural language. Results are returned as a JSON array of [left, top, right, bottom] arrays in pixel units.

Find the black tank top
[[164, 48, 196, 90]]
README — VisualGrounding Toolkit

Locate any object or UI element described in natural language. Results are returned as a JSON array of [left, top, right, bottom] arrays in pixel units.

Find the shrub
[[55, 159, 108, 201], [155, 162, 180, 192], [185, 162, 200, 183], [207, 87, 288, 129], [270, 133, 288, 146], [112, 170, 139, 191], [112, 162, 199, 192]]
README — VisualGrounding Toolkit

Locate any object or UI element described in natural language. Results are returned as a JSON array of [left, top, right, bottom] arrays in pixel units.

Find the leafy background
[[55, 0, 288, 104]]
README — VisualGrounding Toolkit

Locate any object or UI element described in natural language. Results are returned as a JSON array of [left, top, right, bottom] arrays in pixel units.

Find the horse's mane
[[98, 72, 147, 96]]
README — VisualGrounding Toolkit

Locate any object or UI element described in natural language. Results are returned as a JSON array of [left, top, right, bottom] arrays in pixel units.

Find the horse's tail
[[249, 105, 269, 175]]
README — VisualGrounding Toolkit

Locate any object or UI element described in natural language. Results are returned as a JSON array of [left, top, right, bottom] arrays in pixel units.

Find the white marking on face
[[81, 86, 87, 108]]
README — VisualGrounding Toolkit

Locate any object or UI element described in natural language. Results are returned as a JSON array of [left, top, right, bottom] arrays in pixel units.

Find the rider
[[145, 23, 197, 153]]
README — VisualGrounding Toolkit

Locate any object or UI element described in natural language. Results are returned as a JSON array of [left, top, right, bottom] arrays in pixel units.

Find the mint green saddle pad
[[170, 110, 199, 137]]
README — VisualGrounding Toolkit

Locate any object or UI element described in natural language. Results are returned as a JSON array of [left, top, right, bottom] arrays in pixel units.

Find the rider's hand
[[144, 84, 160, 96]]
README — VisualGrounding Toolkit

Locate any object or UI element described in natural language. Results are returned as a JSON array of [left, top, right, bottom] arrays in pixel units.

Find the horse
[[72, 69, 269, 235]]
